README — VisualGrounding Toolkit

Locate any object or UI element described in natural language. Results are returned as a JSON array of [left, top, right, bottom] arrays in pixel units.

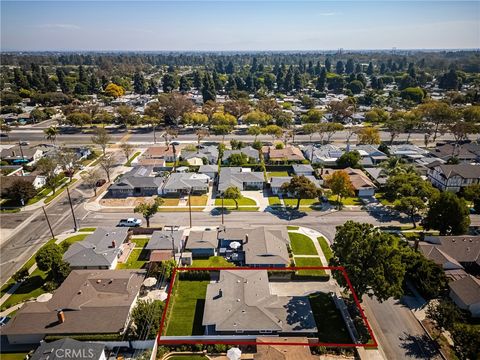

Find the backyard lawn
[[294, 257, 327, 277], [0, 353, 29, 360], [130, 237, 149, 248], [116, 248, 148, 269], [191, 256, 232, 268], [165, 280, 209, 336], [125, 151, 141, 166], [308, 292, 352, 343], [288, 232, 318, 256], [267, 171, 289, 177], [188, 195, 208, 206], [317, 236, 333, 263], [268, 196, 281, 206], [214, 197, 256, 207]]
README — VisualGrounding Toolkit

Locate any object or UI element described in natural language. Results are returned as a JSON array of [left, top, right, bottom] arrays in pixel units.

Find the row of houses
[[419, 235, 480, 318]]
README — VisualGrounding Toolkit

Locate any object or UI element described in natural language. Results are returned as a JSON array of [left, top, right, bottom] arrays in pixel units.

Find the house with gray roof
[[218, 167, 265, 192], [109, 166, 163, 198], [222, 146, 260, 164], [181, 145, 219, 165], [389, 144, 429, 162], [449, 275, 480, 318], [292, 164, 314, 176], [198, 164, 218, 179], [63, 227, 129, 270], [2, 269, 145, 345], [161, 172, 209, 195], [146, 230, 185, 253], [203, 270, 317, 335], [30, 338, 106, 360], [301, 144, 343, 166], [348, 145, 388, 167], [186, 229, 219, 257], [217, 227, 290, 267]]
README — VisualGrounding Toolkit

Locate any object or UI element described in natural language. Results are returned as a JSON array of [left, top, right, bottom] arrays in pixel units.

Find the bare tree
[[99, 155, 115, 182], [81, 169, 102, 196], [195, 128, 210, 147], [91, 128, 112, 156], [56, 148, 80, 181], [162, 127, 178, 147], [120, 142, 134, 162]]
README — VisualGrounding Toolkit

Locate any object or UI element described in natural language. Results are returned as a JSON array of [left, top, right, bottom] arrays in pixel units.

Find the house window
[[235, 330, 244, 334]]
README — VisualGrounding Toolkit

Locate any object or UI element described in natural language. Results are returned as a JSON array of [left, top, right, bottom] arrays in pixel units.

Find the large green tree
[[131, 300, 164, 339], [3, 178, 36, 205], [134, 198, 164, 227], [330, 221, 406, 302], [281, 175, 320, 210], [223, 186, 242, 209], [423, 192, 470, 235]]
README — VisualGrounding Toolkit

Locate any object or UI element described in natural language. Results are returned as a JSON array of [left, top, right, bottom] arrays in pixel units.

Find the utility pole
[[66, 186, 78, 231], [188, 188, 192, 228], [221, 194, 224, 225], [18, 141, 25, 162], [42, 206, 55, 239]]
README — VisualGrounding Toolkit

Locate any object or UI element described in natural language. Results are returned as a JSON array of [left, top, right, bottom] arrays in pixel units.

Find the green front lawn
[[159, 197, 180, 206], [268, 196, 282, 205], [287, 225, 299, 230], [374, 193, 395, 206], [168, 356, 208, 360], [309, 292, 351, 343], [116, 248, 148, 269], [268, 171, 290, 177], [188, 195, 208, 206], [44, 178, 78, 204], [125, 151, 141, 166], [79, 227, 96, 232], [289, 232, 318, 256], [59, 234, 89, 250], [214, 197, 257, 207], [191, 256, 232, 268], [1, 268, 48, 310], [327, 195, 363, 206], [283, 197, 320, 207], [317, 236, 333, 263], [165, 280, 209, 336], [294, 257, 326, 276]]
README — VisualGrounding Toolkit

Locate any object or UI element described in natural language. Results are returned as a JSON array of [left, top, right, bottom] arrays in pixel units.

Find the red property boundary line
[[157, 266, 378, 348]]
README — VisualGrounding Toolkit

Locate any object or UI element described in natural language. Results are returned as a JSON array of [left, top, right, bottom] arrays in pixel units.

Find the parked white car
[[117, 218, 142, 227]]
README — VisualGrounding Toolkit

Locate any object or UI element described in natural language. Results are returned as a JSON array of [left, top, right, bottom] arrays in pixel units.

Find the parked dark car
[[96, 179, 107, 187]]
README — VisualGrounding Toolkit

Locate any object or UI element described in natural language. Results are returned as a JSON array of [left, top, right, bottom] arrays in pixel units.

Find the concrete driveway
[[241, 190, 269, 210], [269, 280, 338, 296]]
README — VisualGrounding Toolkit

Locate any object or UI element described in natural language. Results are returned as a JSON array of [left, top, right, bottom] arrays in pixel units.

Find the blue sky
[[1, 1, 479, 51]]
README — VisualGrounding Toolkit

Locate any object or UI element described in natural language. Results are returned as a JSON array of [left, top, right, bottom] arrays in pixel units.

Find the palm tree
[[44, 126, 59, 144]]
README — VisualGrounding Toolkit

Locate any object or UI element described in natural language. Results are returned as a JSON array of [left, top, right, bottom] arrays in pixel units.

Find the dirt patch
[[100, 197, 157, 207]]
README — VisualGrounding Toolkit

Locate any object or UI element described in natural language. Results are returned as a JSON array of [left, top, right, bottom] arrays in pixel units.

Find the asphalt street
[[2, 125, 470, 146]]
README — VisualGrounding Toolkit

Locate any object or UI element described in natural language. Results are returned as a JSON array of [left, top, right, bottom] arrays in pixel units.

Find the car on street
[[117, 218, 142, 227], [96, 179, 107, 187]]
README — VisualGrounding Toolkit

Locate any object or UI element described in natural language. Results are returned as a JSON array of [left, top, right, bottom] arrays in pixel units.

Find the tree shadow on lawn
[[399, 332, 441, 359], [265, 206, 307, 220], [192, 299, 206, 335]]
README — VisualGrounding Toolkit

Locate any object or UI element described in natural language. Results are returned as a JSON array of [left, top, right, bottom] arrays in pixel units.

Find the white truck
[[117, 218, 142, 227]]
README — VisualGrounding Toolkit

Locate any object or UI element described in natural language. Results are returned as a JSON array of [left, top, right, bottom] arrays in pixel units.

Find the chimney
[[57, 310, 65, 324], [11, 150, 15, 156], [111, 240, 116, 248], [219, 289, 222, 297]]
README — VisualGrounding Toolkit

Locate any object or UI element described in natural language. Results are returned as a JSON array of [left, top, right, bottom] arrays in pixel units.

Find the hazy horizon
[[1, 1, 479, 51]]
